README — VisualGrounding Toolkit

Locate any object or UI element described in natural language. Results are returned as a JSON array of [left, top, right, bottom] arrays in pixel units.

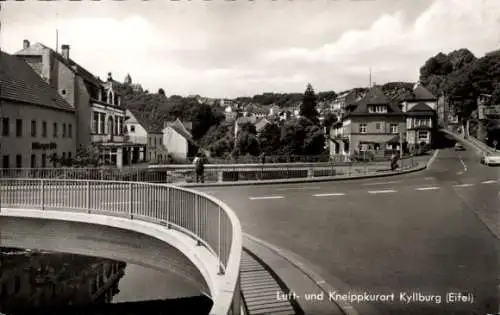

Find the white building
[[162, 119, 195, 162], [0, 51, 76, 169]]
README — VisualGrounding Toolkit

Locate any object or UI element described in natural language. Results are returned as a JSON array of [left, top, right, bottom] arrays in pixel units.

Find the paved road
[[195, 145, 500, 315]]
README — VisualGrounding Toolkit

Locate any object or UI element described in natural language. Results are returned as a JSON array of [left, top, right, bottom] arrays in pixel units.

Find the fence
[[1, 157, 418, 184], [0, 178, 243, 315]]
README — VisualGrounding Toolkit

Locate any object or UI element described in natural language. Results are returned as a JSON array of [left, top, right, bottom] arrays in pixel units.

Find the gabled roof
[[412, 83, 435, 100], [255, 118, 271, 132], [0, 51, 74, 112], [165, 118, 193, 141], [126, 108, 163, 133], [346, 86, 403, 117], [16, 43, 101, 87], [408, 102, 434, 112]]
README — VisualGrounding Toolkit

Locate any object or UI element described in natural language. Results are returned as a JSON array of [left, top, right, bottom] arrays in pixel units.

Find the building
[[399, 82, 437, 150], [123, 73, 143, 93], [15, 40, 144, 168], [163, 118, 196, 162], [330, 89, 367, 117], [329, 86, 405, 157], [254, 117, 271, 135], [0, 51, 76, 169], [124, 108, 165, 163]]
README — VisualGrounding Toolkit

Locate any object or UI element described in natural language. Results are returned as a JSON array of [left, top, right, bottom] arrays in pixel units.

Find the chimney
[[61, 45, 70, 59], [23, 39, 30, 49]]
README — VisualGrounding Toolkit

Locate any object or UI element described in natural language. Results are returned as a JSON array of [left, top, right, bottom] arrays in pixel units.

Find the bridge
[[1, 130, 499, 314], [0, 180, 243, 315]]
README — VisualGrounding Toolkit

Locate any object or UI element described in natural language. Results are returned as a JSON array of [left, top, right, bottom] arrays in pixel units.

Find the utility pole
[[369, 68, 372, 88], [56, 13, 59, 53], [399, 130, 404, 160]]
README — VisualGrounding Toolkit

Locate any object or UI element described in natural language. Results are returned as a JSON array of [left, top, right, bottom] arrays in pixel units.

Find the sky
[[1, 0, 499, 98]]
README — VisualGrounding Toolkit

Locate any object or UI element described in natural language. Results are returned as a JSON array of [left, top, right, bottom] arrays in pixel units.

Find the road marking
[[452, 183, 475, 188], [427, 149, 440, 168], [249, 196, 284, 200], [481, 180, 497, 184], [313, 193, 346, 197], [415, 186, 440, 191], [362, 180, 401, 186], [424, 177, 434, 180], [277, 186, 320, 191], [459, 157, 468, 172], [368, 189, 396, 194]]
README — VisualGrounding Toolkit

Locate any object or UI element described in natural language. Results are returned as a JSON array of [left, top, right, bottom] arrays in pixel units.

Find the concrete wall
[[0, 100, 76, 168]]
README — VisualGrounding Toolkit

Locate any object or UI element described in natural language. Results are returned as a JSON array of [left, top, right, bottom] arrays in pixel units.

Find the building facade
[[330, 86, 405, 157], [163, 119, 195, 162], [124, 109, 166, 163], [0, 51, 77, 169], [15, 40, 145, 168], [399, 83, 437, 150]]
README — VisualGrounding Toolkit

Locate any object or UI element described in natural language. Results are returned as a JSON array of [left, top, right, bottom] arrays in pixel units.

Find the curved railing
[[0, 178, 243, 315]]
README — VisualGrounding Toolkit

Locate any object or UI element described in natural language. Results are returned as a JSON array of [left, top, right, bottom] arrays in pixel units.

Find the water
[[0, 247, 212, 314]]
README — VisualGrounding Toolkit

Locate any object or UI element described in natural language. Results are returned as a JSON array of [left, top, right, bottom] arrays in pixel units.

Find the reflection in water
[[0, 247, 212, 315]]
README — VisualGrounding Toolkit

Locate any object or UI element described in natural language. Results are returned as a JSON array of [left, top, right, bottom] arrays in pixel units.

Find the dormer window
[[368, 105, 387, 113]]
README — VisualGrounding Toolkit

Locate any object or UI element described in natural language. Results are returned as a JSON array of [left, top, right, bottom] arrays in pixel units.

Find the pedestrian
[[194, 152, 205, 183]]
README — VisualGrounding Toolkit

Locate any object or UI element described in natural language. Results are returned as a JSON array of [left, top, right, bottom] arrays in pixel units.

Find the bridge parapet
[[0, 178, 243, 315]]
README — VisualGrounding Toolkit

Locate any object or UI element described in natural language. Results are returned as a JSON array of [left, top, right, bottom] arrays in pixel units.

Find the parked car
[[454, 143, 466, 151], [480, 153, 500, 166]]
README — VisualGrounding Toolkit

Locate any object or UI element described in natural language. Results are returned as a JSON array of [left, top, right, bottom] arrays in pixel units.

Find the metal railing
[[0, 178, 242, 315], [1, 157, 419, 184]]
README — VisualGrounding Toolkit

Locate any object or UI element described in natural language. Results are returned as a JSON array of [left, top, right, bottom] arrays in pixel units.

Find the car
[[454, 143, 466, 151], [480, 153, 500, 166]]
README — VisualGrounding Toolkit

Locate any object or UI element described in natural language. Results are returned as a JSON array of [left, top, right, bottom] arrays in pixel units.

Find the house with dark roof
[[162, 118, 197, 162], [0, 51, 77, 169], [15, 40, 144, 168], [329, 86, 405, 157], [399, 82, 437, 150], [124, 109, 166, 163]]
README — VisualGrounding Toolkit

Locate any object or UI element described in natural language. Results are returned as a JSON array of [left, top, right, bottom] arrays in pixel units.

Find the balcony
[[91, 134, 125, 144]]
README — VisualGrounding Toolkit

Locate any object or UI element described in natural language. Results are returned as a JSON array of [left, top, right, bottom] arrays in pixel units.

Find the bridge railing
[[1, 157, 418, 184], [0, 178, 243, 315]]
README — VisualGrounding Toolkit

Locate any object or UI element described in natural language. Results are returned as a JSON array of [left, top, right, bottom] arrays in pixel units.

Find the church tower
[[124, 73, 132, 85]]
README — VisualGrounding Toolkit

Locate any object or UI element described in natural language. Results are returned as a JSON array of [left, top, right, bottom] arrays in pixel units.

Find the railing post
[[128, 183, 133, 219], [195, 195, 201, 246], [86, 181, 91, 213], [40, 180, 45, 210], [166, 186, 171, 229], [307, 167, 314, 178], [218, 205, 224, 275], [217, 170, 223, 183]]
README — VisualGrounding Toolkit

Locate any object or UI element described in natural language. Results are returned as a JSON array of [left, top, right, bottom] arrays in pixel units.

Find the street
[[196, 145, 500, 315]]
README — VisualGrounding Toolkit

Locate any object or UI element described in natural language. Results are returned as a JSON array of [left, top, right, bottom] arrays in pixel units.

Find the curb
[[244, 233, 375, 315], [177, 164, 426, 188]]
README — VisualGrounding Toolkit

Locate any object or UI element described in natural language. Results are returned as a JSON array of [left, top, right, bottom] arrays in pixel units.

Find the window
[[92, 112, 99, 134], [42, 121, 47, 138], [16, 119, 22, 137], [390, 124, 398, 134], [368, 105, 387, 113], [68, 152, 72, 160], [375, 123, 381, 130], [159, 137, 163, 146], [53, 122, 58, 138], [415, 118, 429, 127], [2, 117, 9, 136], [31, 154, 36, 168], [2, 155, 9, 169], [62, 123, 66, 138], [130, 125, 135, 133], [31, 120, 37, 137], [359, 123, 367, 133], [62, 152, 66, 160], [99, 113, 105, 134], [16, 154, 22, 168], [68, 124, 72, 138], [418, 130, 428, 140], [41, 154, 47, 168]]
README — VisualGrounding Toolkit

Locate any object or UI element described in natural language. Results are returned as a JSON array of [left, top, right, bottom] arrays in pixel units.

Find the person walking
[[194, 152, 206, 183]]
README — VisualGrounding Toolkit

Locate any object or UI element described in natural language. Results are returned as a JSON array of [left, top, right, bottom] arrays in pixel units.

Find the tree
[[258, 123, 281, 155], [191, 104, 223, 140], [300, 83, 319, 123], [158, 88, 166, 96], [322, 112, 338, 131]]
